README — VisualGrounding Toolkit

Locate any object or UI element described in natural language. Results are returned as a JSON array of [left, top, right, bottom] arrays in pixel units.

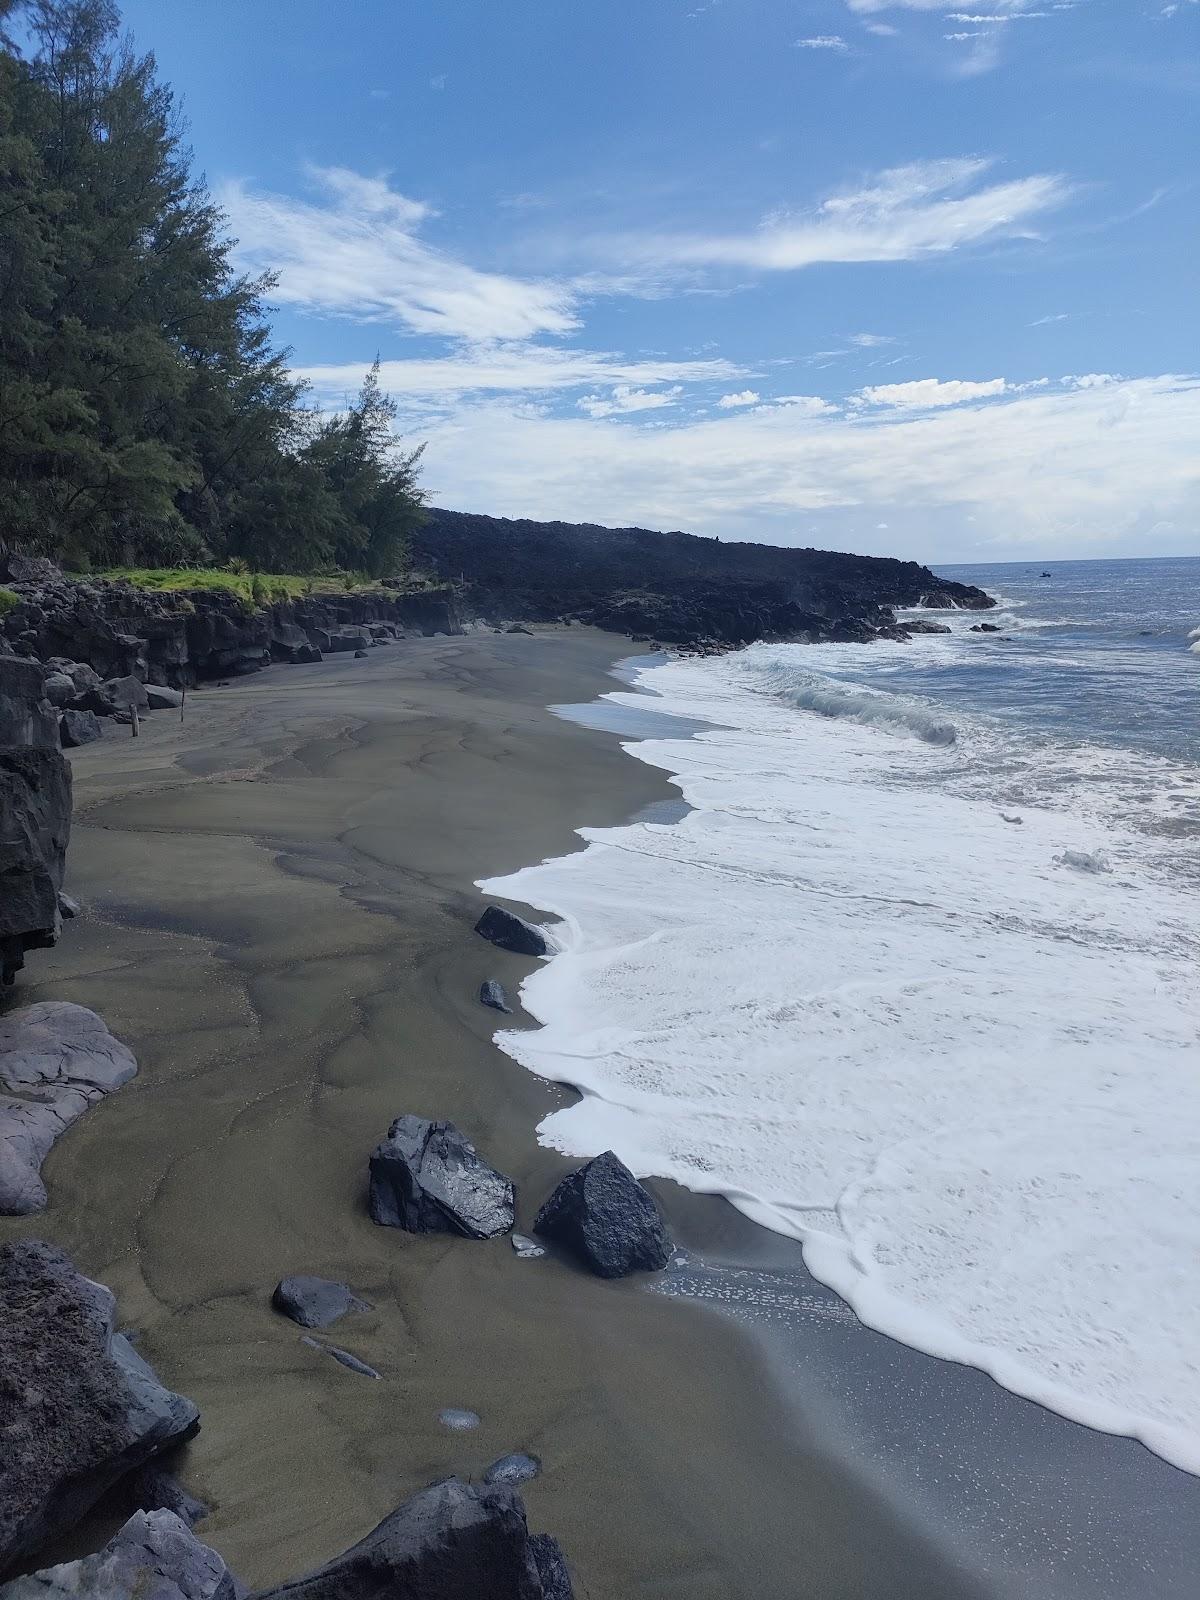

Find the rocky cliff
[[0, 656, 71, 985], [0, 572, 461, 688], [417, 509, 994, 648]]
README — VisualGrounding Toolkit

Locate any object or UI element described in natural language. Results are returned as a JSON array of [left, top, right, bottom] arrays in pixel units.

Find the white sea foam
[[481, 646, 1200, 1475]]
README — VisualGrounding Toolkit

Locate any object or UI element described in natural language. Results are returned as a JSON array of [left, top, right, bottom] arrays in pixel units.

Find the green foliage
[[0, 2, 425, 574], [98, 565, 392, 607], [0, 587, 20, 615]]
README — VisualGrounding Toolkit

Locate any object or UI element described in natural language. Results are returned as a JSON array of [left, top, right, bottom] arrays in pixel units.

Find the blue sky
[[119, 0, 1197, 561]]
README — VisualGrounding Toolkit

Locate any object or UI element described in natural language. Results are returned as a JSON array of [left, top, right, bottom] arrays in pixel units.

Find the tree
[[0, 2, 424, 574]]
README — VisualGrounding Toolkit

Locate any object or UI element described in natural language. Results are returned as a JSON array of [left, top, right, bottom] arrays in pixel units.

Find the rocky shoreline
[[0, 523, 996, 1594]]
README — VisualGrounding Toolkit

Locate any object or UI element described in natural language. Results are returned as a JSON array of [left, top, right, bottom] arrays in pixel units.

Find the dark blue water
[[854, 556, 1198, 766]]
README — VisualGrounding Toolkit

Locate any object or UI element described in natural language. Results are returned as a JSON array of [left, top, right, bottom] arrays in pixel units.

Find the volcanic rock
[[253, 1478, 571, 1600], [479, 979, 513, 1013], [0, 1241, 199, 1572], [0, 1002, 138, 1214], [474, 907, 549, 958], [0, 1510, 235, 1600], [534, 1151, 672, 1279], [272, 1276, 371, 1329], [368, 1115, 515, 1239]]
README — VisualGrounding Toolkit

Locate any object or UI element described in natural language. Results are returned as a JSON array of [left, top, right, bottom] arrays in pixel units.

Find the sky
[[118, 0, 1198, 563]]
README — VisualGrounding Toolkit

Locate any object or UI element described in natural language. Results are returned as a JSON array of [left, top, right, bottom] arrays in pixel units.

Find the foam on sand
[[481, 647, 1200, 1476]]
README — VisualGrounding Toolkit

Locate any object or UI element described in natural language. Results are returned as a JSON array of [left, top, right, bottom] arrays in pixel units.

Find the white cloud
[[403, 375, 1200, 561], [795, 36, 850, 50], [578, 385, 683, 418], [717, 389, 761, 408], [626, 158, 1070, 272], [296, 345, 744, 403], [850, 332, 896, 347], [855, 377, 1008, 408], [1030, 312, 1070, 325], [220, 166, 579, 341], [864, 21, 900, 32]]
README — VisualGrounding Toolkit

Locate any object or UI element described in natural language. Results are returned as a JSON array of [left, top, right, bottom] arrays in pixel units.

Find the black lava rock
[[253, 1477, 572, 1600], [479, 979, 513, 1013], [273, 1275, 371, 1329], [474, 906, 549, 957], [369, 1115, 515, 1239], [0, 1241, 199, 1572], [1, 1510, 236, 1599], [534, 1151, 672, 1279]]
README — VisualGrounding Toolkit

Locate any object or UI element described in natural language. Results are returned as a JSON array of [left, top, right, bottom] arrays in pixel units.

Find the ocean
[[480, 555, 1200, 1476]]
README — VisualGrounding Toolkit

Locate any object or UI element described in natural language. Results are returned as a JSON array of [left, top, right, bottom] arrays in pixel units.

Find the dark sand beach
[[2, 629, 1194, 1598]]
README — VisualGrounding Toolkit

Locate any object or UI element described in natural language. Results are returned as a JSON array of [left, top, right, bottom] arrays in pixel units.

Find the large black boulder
[[0, 1509, 236, 1600], [368, 1115, 514, 1239], [254, 1478, 571, 1600], [474, 907, 549, 957], [534, 1152, 672, 1279], [0, 1241, 199, 1573], [59, 707, 103, 747]]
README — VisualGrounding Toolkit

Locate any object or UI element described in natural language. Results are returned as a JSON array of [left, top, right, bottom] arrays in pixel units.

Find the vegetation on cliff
[[0, 0, 425, 576]]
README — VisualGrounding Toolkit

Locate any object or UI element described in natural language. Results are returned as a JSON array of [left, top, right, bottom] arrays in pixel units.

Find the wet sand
[[0, 630, 1022, 1596]]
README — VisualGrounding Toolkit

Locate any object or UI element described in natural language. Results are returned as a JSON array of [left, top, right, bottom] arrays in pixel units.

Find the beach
[[0, 628, 991, 1600], [4, 625, 1196, 1600]]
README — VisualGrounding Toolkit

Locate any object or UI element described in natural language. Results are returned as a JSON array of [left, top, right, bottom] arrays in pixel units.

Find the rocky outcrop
[[0, 657, 71, 986], [534, 1152, 673, 1279], [474, 908, 549, 958], [272, 1276, 371, 1330], [254, 1478, 573, 1600], [0, 574, 460, 689], [368, 1115, 515, 1240], [417, 509, 995, 649], [0, 1509, 236, 1600], [0, 1002, 138, 1214], [0, 1240, 199, 1574]]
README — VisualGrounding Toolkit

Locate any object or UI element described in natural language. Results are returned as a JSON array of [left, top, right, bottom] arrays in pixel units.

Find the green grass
[[0, 587, 20, 616], [96, 567, 394, 608]]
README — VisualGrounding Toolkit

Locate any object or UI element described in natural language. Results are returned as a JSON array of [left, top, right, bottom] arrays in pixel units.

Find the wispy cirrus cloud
[[220, 166, 579, 341], [621, 158, 1070, 272], [295, 345, 746, 404], [795, 35, 850, 50]]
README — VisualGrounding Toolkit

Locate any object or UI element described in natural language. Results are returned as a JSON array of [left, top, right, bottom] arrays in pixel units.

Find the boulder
[[145, 684, 184, 710], [0, 1002, 138, 1215], [0, 1241, 199, 1572], [41, 671, 75, 708], [479, 979, 512, 1014], [253, 1478, 572, 1600], [534, 1151, 672, 1279], [100, 675, 150, 713], [0, 1510, 235, 1600], [904, 619, 953, 636], [59, 708, 103, 748], [57, 891, 80, 918], [474, 907, 549, 958], [368, 1115, 514, 1240], [272, 1275, 371, 1329], [353, 648, 368, 659]]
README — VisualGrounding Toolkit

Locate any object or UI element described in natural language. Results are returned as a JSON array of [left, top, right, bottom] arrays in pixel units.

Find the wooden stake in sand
[[130, 704, 139, 738]]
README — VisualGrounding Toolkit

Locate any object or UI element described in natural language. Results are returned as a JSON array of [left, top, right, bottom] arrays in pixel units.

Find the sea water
[[480, 555, 1200, 1474]]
